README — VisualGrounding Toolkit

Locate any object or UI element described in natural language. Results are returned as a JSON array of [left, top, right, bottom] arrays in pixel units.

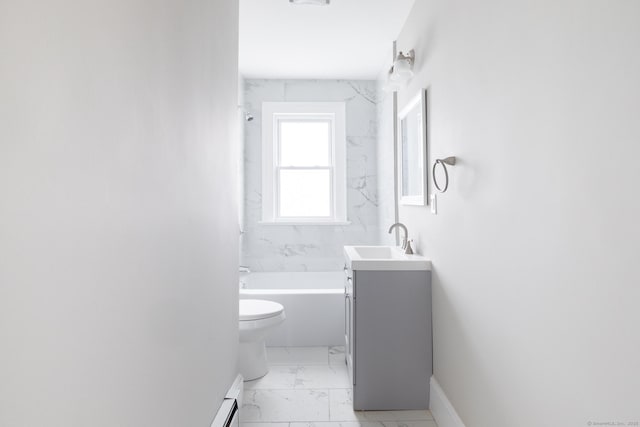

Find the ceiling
[[239, 0, 416, 80]]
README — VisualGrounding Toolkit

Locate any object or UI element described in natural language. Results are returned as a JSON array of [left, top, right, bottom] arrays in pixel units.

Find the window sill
[[258, 220, 351, 226]]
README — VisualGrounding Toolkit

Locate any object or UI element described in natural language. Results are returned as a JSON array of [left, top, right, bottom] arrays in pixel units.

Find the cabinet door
[[352, 270, 431, 410]]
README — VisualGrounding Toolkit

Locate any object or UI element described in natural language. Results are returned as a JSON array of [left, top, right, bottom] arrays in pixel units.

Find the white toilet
[[239, 299, 286, 381]]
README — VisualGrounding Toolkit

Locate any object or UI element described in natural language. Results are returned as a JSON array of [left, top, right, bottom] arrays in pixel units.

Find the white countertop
[[344, 245, 432, 271]]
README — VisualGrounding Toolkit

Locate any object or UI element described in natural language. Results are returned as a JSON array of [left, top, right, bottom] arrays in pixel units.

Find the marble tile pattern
[[241, 80, 381, 272], [240, 347, 437, 427]]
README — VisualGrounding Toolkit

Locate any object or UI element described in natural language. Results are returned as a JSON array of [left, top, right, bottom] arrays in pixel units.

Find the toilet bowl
[[239, 299, 286, 381]]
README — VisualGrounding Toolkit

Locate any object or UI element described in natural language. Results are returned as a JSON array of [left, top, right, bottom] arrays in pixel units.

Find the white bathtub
[[239, 272, 344, 347]]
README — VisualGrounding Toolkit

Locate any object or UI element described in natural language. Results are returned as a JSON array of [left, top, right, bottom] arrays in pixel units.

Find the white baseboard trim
[[211, 375, 244, 427], [225, 374, 244, 410], [429, 376, 466, 427]]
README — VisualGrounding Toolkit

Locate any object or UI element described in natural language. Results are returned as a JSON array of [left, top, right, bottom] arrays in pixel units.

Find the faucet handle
[[404, 239, 414, 255]]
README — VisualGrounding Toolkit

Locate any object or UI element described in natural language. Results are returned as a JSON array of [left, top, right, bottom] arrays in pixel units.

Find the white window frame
[[261, 102, 348, 225]]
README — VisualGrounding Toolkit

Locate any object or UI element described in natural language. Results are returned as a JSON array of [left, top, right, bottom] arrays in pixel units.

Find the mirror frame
[[397, 89, 428, 206]]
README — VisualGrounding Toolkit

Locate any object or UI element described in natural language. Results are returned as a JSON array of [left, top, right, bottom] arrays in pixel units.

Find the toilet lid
[[239, 299, 285, 321]]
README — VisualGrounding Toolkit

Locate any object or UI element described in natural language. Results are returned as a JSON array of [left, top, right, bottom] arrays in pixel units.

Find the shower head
[[238, 105, 254, 122]]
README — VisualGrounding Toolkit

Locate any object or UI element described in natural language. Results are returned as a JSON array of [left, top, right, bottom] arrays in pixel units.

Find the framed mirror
[[398, 89, 427, 205]]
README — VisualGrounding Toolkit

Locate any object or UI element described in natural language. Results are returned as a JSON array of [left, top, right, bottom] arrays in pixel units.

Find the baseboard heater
[[211, 374, 243, 427]]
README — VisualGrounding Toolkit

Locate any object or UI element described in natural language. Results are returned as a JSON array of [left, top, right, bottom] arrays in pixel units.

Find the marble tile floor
[[240, 346, 438, 427]]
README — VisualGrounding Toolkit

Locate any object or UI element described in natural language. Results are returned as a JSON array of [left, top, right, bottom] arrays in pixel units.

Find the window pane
[[279, 121, 331, 166], [279, 169, 331, 217]]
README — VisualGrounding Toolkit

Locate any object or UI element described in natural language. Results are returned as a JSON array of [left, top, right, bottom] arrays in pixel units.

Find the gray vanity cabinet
[[344, 266, 432, 410]]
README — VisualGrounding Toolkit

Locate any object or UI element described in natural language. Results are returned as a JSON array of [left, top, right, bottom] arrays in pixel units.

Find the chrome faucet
[[388, 223, 413, 254]]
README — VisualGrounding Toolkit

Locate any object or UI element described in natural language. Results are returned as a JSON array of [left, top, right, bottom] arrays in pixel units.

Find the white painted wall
[[0, 1, 240, 425], [391, 0, 640, 425]]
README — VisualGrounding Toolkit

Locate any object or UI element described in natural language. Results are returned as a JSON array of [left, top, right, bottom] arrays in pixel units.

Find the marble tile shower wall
[[241, 80, 380, 272]]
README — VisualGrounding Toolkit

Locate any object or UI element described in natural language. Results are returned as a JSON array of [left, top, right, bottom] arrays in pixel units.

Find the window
[[261, 102, 347, 224]]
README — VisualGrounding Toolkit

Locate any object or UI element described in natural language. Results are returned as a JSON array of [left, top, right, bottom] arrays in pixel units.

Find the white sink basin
[[352, 246, 401, 259], [344, 245, 431, 271]]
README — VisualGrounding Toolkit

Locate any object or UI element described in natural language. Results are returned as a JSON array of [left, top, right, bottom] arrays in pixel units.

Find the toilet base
[[239, 339, 269, 381]]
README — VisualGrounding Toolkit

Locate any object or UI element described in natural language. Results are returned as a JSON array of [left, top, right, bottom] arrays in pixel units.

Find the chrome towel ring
[[432, 157, 456, 193]]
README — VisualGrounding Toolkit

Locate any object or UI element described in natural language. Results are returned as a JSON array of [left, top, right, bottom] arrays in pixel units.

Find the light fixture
[[289, 0, 330, 5], [390, 50, 415, 82], [382, 73, 402, 93], [383, 49, 415, 92]]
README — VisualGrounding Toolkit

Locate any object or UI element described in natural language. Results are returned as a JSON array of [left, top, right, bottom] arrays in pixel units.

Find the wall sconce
[[383, 50, 415, 92], [390, 50, 415, 82]]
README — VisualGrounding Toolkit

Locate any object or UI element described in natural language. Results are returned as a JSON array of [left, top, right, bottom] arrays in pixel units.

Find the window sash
[[275, 166, 334, 219], [276, 118, 333, 168], [274, 117, 336, 220]]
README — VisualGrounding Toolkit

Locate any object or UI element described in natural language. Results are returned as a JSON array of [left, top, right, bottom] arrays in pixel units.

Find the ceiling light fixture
[[289, 0, 330, 5]]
